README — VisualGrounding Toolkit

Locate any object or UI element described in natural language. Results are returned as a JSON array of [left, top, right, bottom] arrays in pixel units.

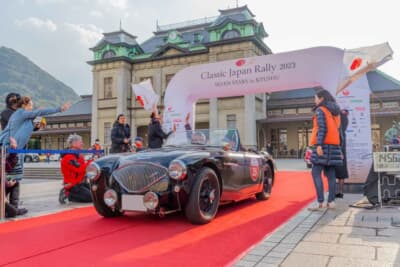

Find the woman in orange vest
[[309, 89, 343, 211]]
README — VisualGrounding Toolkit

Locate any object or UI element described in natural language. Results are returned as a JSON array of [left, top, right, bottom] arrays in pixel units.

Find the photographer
[[110, 114, 131, 153], [59, 134, 92, 203]]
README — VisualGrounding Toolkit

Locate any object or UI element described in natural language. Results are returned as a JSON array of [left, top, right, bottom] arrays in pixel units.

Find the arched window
[[221, 29, 240, 40], [102, 50, 116, 59]]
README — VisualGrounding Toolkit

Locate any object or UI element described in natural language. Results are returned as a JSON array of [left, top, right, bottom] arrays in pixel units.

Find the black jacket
[[0, 107, 15, 130], [148, 118, 172, 149], [110, 122, 131, 153]]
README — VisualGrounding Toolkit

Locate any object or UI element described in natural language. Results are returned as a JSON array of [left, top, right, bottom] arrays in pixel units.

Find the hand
[[317, 145, 323, 156], [172, 124, 177, 132], [123, 138, 129, 144], [61, 101, 71, 112], [9, 137, 17, 149]]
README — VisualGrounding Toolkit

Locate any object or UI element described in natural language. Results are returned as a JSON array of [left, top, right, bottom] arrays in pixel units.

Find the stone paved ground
[[234, 194, 400, 267]]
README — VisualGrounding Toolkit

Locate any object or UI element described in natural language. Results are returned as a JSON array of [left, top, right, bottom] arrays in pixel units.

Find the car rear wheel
[[24, 156, 32, 163], [185, 167, 220, 224], [306, 163, 312, 168], [256, 165, 273, 200]]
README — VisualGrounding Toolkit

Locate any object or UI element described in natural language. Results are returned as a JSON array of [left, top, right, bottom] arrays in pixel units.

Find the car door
[[219, 150, 247, 201], [242, 152, 263, 194]]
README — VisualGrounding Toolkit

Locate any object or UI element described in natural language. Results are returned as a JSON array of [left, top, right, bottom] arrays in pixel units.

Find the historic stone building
[[88, 5, 269, 148]]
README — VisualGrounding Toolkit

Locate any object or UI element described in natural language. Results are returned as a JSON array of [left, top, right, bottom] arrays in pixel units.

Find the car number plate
[[122, 194, 146, 212]]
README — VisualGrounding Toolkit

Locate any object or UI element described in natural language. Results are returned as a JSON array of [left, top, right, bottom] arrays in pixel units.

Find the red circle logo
[[350, 57, 362, 71], [342, 89, 350, 96], [235, 59, 245, 67]]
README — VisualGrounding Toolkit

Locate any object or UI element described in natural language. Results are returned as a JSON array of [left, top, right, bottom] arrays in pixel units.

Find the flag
[[336, 42, 393, 95], [131, 79, 160, 111]]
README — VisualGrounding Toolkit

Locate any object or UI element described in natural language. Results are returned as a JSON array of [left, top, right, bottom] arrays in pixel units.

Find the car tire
[[91, 182, 123, 218], [256, 165, 273, 200], [185, 167, 220, 225], [306, 163, 312, 168], [24, 156, 32, 163]]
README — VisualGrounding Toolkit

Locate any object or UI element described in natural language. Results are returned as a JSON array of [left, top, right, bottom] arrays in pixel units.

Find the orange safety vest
[[310, 106, 341, 146], [93, 143, 101, 150]]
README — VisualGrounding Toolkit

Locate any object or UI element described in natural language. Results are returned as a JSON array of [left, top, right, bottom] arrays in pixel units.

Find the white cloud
[[15, 17, 57, 32], [90, 10, 103, 18], [97, 0, 128, 10], [64, 23, 103, 47]]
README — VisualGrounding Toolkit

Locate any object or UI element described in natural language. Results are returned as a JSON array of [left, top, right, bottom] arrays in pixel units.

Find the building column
[[244, 95, 257, 148], [91, 70, 99, 144], [116, 62, 131, 116], [209, 98, 218, 130]]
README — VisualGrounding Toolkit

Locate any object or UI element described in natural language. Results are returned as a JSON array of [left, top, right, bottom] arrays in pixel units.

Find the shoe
[[58, 188, 68, 204], [335, 193, 344, 199], [16, 208, 28, 216], [308, 203, 324, 211], [327, 202, 335, 209]]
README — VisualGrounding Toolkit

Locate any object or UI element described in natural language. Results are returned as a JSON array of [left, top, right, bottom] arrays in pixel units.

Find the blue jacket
[[0, 107, 61, 149], [310, 101, 343, 166]]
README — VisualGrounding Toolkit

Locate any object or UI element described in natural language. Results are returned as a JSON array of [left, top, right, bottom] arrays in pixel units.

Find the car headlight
[[86, 162, 100, 181], [168, 160, 187, 180]]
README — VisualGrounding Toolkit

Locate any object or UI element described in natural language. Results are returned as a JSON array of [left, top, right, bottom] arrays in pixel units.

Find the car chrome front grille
[[112, 162, 168, 193]]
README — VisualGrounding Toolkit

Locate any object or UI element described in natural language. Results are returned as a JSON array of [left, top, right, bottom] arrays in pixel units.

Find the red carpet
[[0, 171, 316, 267]]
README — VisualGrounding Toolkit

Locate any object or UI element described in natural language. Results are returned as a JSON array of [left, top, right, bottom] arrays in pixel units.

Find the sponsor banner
[[373, 152, 400, 172], [336, 75, 372, 183]]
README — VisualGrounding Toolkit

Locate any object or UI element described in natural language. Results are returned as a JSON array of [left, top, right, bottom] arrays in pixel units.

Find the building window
[[104, 122, 111, 145], [102, 50, 116, 59], [227, 114, 236, 129], [194, 33, 203, 43], [221, 29, 240, 40], [372, 124, 380, 151], [298, 127, 312, 155], [165, 74, 174, 87], [104, 77, 113, 98], [278, 129, 288, 157]]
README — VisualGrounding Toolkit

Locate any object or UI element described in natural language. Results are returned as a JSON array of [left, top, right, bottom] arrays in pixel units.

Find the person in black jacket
[[335, 109, 349, 198], [1, 92, 21, 130], [148, 111, 175, 149], [110, 114, 131, 153]]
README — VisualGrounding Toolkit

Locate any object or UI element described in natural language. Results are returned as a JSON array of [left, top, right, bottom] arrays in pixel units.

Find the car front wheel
[[185, 167, 220, 224], [91, 182, 123, 218], [256, 166, 273, 200]]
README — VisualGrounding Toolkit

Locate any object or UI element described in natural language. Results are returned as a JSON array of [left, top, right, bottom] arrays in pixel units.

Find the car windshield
[[163, 129, 239, 150]]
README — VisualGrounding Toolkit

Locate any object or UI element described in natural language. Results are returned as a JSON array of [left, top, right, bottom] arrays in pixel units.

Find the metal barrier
[[0, 148, 104, 221]]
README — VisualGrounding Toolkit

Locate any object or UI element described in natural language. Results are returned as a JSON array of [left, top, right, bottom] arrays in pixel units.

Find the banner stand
[[0, 146, 6, 221]]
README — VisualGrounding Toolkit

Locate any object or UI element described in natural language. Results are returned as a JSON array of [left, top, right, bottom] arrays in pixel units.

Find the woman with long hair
[[308, 89, 343, 211]]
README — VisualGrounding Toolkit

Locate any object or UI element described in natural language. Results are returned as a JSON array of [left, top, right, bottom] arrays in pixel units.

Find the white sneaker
[[308, 203, 324, 211], [327, 202, 335, 209]]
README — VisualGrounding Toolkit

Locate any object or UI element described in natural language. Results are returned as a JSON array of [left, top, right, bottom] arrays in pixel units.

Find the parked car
[[49, 153, 61, 161], [304, 147, 312, 168], [86, 129, 276, 224], [24, 153, 40, 162]]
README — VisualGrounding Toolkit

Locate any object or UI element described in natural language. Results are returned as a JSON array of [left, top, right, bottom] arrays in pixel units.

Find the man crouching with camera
[[59, 134, 92, 204]]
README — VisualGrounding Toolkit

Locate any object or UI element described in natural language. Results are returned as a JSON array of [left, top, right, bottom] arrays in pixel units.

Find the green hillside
[[0, 46, 79, 110]]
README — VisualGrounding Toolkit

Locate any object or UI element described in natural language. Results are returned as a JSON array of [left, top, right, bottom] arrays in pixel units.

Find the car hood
[[118, 146, 221, 168]]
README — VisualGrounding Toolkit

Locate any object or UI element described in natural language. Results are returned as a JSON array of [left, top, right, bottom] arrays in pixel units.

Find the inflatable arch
[[163, 43, 392, 132]]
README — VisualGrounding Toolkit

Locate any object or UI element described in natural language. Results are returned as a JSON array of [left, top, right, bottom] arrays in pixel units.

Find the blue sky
[[0, 0, 398, 95]]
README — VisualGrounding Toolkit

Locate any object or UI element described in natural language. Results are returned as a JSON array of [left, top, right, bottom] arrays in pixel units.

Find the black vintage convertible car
[[86, 129, 275, 224]]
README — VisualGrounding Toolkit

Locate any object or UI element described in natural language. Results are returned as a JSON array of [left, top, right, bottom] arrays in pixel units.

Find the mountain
[[0, 46, 80, 111]]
